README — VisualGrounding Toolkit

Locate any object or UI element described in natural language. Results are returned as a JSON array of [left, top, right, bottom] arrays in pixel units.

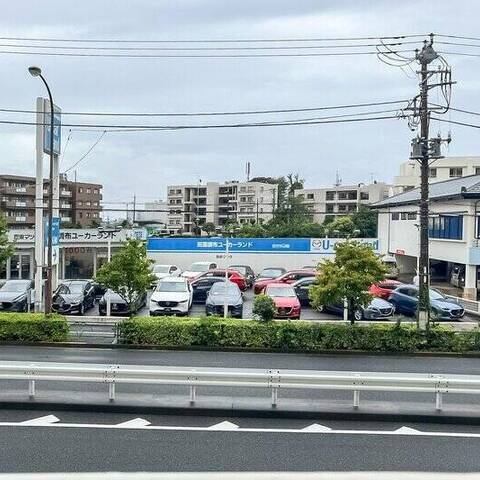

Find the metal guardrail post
[[28, 380, 35, 398], [190, 386, 196, 404], [435, 392, 443, 411], [109, 383, 115, 402], [268, 369, 280, 407], [353, 390, 360, 409], [271, 387, 278, 407]]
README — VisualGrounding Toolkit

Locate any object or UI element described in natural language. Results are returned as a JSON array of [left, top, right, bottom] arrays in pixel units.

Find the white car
[[181, 261, 218, 280], [152, 264, 181, 283], [149, 277, 193, 316]]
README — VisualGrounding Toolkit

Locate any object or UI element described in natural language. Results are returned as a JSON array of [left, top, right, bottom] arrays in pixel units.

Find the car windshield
[[0, 281, 29, 292], [231, 266, 246, 275], [156, 281, 187, 292], [260, 269, 283, 278], [429, 289, 445, 300], [210, 283, 239, 295], [266, 286, 296, 297], [190, 263, 210, 272], [153, 265, 170, 273], [64, 283, 85, 294]]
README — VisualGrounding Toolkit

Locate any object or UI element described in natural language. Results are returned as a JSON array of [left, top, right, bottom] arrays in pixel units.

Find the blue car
[[388, 284, 465, 320]]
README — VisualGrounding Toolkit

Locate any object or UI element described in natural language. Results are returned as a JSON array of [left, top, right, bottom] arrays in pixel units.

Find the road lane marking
[[115, 418, 151, 428], [0, 420, 479, 439], [20, 415, 60, 425], [207, 421, 240, 430], [302, 423, 332, 432]]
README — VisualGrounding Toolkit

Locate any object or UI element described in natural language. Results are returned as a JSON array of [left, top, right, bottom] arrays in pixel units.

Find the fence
[[1, 361, 480, 411]]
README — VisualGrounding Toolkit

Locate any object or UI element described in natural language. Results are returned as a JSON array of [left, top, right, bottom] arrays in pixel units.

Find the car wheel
[[353, 309, 363, 321], [79, 303, 85, 315]]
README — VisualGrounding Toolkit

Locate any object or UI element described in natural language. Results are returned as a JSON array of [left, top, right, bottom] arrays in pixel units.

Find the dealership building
[[374, 174, 480, 299]]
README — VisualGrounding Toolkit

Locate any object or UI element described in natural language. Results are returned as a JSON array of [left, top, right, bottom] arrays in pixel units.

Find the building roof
[[372, 174, 480, 207]]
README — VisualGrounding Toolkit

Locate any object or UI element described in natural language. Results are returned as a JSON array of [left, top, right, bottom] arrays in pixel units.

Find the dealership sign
[[147, 237, 379, 254]]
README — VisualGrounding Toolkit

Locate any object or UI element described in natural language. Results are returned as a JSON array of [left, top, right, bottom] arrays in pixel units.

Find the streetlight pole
[[28, 66, 54, 314]]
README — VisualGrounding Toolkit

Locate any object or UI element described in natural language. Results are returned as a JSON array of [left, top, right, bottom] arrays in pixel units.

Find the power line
[[0, 40, 421, 51], [0, 48, 418, 59], [0, 34, 427, 44], [0, 98, 409, 117], [431, 117, 480, 129], [62, 131, 107, 174], [437, 34, 480, 42]]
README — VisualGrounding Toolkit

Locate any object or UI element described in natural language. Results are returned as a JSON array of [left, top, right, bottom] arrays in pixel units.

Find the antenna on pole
[[246, 161, 251, 182], [334, 170, 342, 187]]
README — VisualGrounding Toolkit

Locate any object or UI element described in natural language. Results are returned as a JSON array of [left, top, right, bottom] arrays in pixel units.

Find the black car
[[52, 280, 96, 315], [0, 280, 35, 312], [257, 267, 287, 281], [205, 281, 243, 318], [230, 265, 255, 288], [98, 289, 147, 316], [292, 277, 316, 306], [191, 276, 225, 303]]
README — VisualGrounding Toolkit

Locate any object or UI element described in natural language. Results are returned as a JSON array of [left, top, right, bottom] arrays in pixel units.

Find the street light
[[28, 66, 55, 314]]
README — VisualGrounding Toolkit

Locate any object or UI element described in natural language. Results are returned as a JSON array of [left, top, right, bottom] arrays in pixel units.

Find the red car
[[254, 270, 316, 294], [196, 269, 247, 291], [369, 280, 403, 300], [264, 283, 301, 319]]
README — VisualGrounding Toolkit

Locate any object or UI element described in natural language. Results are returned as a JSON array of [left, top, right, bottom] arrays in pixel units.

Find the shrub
[[0, 313, 69, 342], [118, 316, 480, 354], [252, 294, 276, 322]]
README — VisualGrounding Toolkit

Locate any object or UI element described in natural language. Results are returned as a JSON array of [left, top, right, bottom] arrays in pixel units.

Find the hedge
[[0, 313, 69, 342], [118, 316, 480, 353]]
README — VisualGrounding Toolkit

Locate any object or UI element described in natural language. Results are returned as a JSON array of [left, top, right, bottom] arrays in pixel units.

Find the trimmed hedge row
[[0, 313, 69, 342], [118, 316, 480, 353]]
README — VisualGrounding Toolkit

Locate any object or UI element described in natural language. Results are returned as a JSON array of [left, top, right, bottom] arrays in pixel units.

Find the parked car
[[149, 277, 193, 316], [388, 284, 465, 320], [98, 289, 147, 316], [229, 265, 255, 288], [205, 281, 243, 318], [181, 261, 218, 280], [52, 280, 96, 315], [292, 277, 316, 306], [264, 283, 301, 319], [197, 269, 247, 291], [369, 280, 403, 300], [152, 264, 181, 285], [256, 267, 287, 282], [383, 255, 400, 280], [317, 297, 396, 321], [191, 276, 226, 303], [0, 279, 35, 312], [254, 269, 316, 294]]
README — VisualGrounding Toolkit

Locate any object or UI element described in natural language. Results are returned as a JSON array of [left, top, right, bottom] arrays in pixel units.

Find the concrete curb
[[2, 399, 480, 425]]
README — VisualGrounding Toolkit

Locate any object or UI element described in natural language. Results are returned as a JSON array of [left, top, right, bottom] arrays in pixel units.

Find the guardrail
[[0, 361, 479, 411]]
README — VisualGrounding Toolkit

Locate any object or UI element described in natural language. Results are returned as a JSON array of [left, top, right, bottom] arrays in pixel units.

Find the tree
[[309, 241, 389, 324], [324, 216, 356, 238], [351, 205, 378, 237], [252, 294, 276, 322], [202, 222, 216, 236], [0, 214, 13, 266], [95, 239, 156, 316]]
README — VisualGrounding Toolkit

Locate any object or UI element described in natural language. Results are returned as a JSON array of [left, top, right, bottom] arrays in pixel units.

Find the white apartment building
[[394, 156, 480, 190], [374, 174, 480, 300], [294, 181, 392, 224], [166, 181, 277, 234]]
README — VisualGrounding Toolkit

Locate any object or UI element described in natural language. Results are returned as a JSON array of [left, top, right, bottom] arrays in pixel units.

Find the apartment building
[[394, 156, 480, 190], [166, 181, 277, 234], [134, 200, 168, 227], [294, 181, 391, 224], [0, 174, 103, 228]]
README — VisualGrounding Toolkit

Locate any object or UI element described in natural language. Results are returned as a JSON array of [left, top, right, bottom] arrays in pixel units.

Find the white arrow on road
[[208, 421, 240, 430], [21, 415, 60, 425]]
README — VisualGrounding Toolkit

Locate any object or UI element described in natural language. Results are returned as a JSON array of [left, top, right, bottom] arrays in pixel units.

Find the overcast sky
[[0, 0, 479, 211]]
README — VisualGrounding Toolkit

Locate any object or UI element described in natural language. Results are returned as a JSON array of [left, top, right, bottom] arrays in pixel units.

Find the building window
[[326, 204, 334, 213], [360, 192, 369, 200], [407, 212, 417, 220], [78, 188, 83, 193], [93, 189, 99, 194], [476, 167, 480, 175], [429, 168, 437, 178], [306, 193, 314, 200], [429, 215, 463, 240], [79, 212, 83, 218], [392, 212, 400, 220], [338, 205, 347, 212], [326, 191, 335, 201], [86, 188, 91, 194], [240, 187, 246, 193], [449, 167, 463, 178]]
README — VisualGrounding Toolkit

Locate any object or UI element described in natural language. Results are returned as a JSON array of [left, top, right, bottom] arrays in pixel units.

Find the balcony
[[60, 203, 72, 209], [60, 216, 71, 223], [15, 216, 27, 222], [61, 190, 72, 197]]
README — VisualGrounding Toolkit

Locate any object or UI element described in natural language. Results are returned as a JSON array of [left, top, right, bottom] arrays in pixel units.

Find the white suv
[[149, 277, 193, 316]]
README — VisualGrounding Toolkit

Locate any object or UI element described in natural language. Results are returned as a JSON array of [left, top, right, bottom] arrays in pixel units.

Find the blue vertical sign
[[43, 100, 61, 156], [44, 217, 61, 265]]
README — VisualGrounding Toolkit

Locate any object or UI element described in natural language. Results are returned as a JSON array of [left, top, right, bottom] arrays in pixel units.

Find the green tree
[[351, 205, 378, 237], [324, 216, 356, 238], [309, 241, 388, 324], [252, 294, 276, 322], [95, 239, 156, 316], [202, 222, 217, 236], [0, 214, 13, 266]]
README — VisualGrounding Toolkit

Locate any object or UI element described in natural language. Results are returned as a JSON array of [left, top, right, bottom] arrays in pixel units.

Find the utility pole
[[256, 198, 259, 224], [132, 194, 136, 225]]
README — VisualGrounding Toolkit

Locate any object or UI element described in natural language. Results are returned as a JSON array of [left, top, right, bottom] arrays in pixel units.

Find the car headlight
[[178, 299, 189, 304]]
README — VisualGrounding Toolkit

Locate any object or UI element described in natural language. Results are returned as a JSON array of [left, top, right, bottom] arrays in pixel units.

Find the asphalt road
[[1, 346, 480, 417], [1, 411, 480, 472]]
